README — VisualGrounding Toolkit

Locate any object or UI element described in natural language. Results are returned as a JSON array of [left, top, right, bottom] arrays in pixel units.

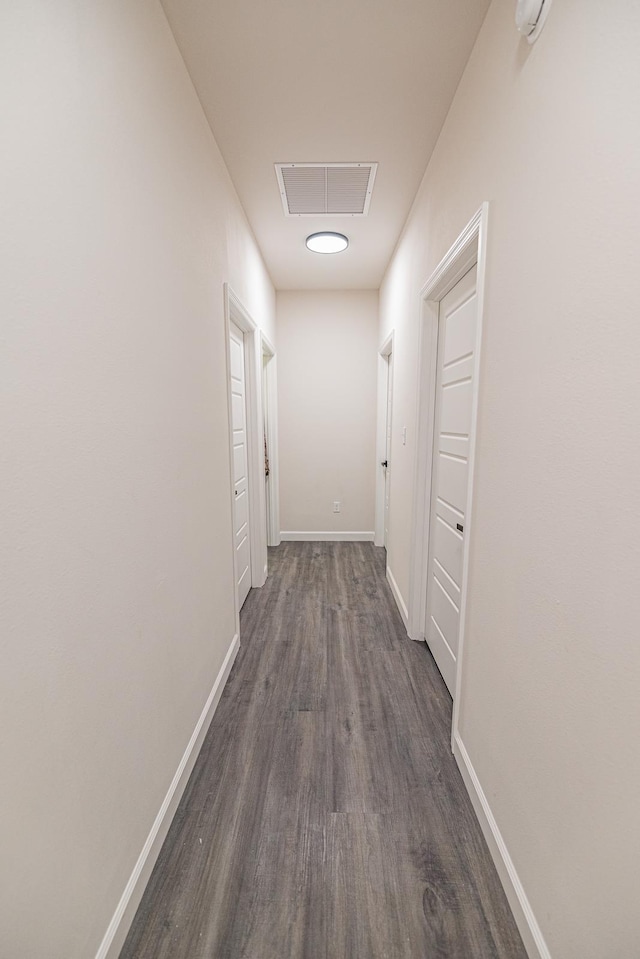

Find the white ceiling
[[160, 0, 491, 291]]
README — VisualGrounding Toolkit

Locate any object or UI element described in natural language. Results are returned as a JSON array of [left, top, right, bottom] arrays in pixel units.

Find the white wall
[[277, 291, 378, 538], [0, 2, 274, 957], [380, 1, 640, 957]]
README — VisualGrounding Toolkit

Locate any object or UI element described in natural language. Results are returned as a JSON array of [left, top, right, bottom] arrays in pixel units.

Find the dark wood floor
[[120, 542, 527, 959]]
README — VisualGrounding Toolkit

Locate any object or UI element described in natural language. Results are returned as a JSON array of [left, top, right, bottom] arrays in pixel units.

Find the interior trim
[[280, 531, 374, 542], [386, 564, 409, 630], [454, 732, 552, 959], [95, 633, 240, 959]]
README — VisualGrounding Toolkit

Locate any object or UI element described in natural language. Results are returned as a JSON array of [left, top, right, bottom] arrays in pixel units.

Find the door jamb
[[407, 203, 489, 745], [374, 331, 394, 547], [224, 285, 268, 632]]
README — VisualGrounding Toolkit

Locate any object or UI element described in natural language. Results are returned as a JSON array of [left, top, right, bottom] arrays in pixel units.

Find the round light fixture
[[305, 232, 349, 254], [515, 0, 552, 43]]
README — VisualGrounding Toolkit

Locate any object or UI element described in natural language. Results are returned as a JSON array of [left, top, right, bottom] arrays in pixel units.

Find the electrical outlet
[[333, 501, 340, 513]]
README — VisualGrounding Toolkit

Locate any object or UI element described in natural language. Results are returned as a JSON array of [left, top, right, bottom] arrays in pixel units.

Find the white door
[[262, 353, 269, 545], [230, 321, 251, 609], [383, 352, 393, 548], [425, 264, 478, 695]]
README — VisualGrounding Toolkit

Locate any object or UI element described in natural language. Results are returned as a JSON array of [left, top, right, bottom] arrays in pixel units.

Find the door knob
[[381, 460, 388, 468]]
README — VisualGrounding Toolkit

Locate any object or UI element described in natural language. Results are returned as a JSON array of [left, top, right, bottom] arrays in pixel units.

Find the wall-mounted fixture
[[515, 0, 552, 43], [306, 232, 349, 254]]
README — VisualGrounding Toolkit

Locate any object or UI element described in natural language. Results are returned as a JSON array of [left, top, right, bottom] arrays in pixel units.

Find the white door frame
[[374, 330, 394, 547], [261, 332, 281, 548], [407, 204, 488, 740], [224, 285, 269, 630]]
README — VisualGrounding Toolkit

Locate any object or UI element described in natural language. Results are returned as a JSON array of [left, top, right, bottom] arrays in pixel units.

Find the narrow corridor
[[120, 543, 526, 959]]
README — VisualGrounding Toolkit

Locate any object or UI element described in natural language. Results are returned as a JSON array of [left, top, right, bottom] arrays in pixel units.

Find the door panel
[[231, 392, 244, 430], [236, 534, 250, 595], [432, 515, 463, 588], [433, 556, 461, 604], [443, 296, 476, 363], [230, 334, 243, 379], [425, 264, 478, 696], [436, 455, 468, 514], [235, 486, 249, 531], [233, 444, 246, 483], [431, 575, 460, 658], [230, 321, 251, 610], [439, 434, 469, 459], [440, 379, 473, 434]]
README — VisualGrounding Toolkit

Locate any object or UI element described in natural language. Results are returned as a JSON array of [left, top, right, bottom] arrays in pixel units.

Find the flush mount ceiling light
[[305, 232, 349, 254], [515, 0, 552, 42]]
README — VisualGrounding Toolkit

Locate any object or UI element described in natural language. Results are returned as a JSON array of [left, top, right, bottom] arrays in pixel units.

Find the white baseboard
[[386, 564, 409, 630], [453, 732, 552, 959], [280, 531, 375, 542], [95, 633, 240, 959]]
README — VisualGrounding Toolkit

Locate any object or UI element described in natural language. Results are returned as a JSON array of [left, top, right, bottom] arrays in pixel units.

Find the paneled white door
[[383, 352, 393, 548], [229, 321, 251, 609], [425, 264, 478, 695]]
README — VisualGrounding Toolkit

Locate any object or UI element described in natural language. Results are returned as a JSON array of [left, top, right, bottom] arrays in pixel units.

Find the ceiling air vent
[[275, 163, 377, 217]]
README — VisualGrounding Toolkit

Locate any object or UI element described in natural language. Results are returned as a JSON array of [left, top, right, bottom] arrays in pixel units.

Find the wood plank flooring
[[120, 542, 527, 959]]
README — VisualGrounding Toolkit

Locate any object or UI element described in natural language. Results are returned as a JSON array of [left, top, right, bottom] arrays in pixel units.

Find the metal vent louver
[[275, 163, 377, 217]]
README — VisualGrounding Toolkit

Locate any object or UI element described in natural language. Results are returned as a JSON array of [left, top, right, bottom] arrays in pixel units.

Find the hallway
[[120, 543, 526, 959]]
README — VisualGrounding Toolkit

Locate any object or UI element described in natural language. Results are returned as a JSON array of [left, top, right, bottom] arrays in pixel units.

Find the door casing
[[408, 204, 488, 742], [224, 285, 272, 633]]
